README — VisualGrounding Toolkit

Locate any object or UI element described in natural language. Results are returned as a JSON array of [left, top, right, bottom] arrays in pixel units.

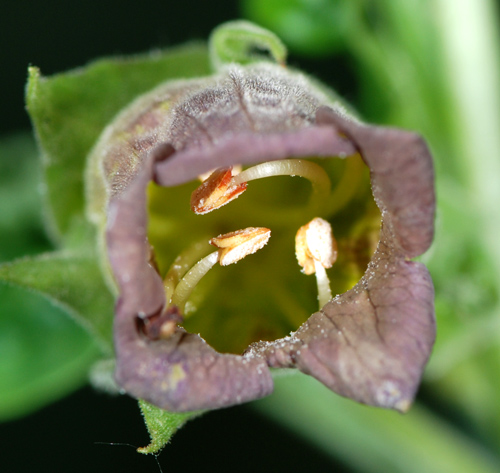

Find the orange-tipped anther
[[191, 167, 247, 215]]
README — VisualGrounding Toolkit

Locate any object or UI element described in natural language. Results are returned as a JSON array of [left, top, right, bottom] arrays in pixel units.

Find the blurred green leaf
[[256, 373, 500, 473], [0, 132, 101, 420], [425, 179, 500, 441], [137, 400, 203, 454], [423, 178, 499, 349], [0, 282, 99, 421], [242, 0, 352, 56], [428, 342, 500, 450], [0, 251, 114, 350], [26, 44, 211, 241], [433, 0, 500, 283], [0, 133, 52, 261]]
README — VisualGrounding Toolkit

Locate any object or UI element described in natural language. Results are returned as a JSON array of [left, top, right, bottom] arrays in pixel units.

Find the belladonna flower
[[86, 22, 435, 413]]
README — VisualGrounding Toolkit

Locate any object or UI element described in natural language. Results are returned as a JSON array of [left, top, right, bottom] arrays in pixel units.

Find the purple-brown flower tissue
[[88, 61, 435, 413]]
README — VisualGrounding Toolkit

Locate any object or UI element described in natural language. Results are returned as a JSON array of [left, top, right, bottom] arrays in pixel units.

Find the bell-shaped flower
[[85, 21, 435, 413]]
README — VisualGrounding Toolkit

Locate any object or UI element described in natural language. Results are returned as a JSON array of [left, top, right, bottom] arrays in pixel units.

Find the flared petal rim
[[108, 101, 435, 411]]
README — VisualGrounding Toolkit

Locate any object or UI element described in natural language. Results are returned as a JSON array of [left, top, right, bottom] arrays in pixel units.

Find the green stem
[[434, 0, 500, 282], [255, 373, 500, 473]]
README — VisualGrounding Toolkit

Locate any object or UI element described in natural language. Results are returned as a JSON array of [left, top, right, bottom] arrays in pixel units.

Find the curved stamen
[[163, 239, 213, 304], [296, 217, 338, 309], [232, 159, 331, 214], [170, 251, 220, 313], [170, 227, 271, 313], [191, 167, 247, 215], [190, 159, 332, 217]]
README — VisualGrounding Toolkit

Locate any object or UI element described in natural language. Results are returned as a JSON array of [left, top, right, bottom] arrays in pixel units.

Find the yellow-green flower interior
[[147, 154, 380, 354]]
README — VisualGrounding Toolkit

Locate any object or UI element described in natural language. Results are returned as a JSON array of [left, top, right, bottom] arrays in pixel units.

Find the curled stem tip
[[209, 20, 287, 70]]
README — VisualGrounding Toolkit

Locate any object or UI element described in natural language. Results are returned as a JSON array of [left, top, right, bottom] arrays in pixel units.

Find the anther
[[210, 227, 271, 266], [170, 227, 271, 313], [197, 165, 242, 182], [295, 217, 337, 308], [190, 167, 247, 214], [191, 159, 331, 215]]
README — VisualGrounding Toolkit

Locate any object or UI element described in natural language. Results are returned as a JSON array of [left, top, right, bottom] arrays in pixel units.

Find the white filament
[[314, 259, 332, 309], [233, 159, 331, 211], [170, 251, 219, 311]]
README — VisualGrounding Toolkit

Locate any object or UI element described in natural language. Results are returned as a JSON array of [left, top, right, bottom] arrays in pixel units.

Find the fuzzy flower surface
[[86, 22, 435, 413]]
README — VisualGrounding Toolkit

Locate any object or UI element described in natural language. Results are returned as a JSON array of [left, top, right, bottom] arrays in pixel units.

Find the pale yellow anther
[[191, 167, 247, 215], [296, 218, 337, 309], [295, 217, 337, 275], [169, 227, 271, 313], [210, 227, 271, 266]]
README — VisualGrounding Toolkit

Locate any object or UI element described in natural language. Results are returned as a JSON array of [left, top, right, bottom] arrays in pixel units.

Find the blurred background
[[1, 0, 500, 471]]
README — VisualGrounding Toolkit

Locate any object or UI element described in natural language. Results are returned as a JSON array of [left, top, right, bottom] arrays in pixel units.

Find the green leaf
[[137, 400, 203, 454], [26, 44, 211, 241], [0, 132, 102, 419], [0, 282, 99, 421], [0, 133, 52, 261], [0, 251, 115, 350]]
